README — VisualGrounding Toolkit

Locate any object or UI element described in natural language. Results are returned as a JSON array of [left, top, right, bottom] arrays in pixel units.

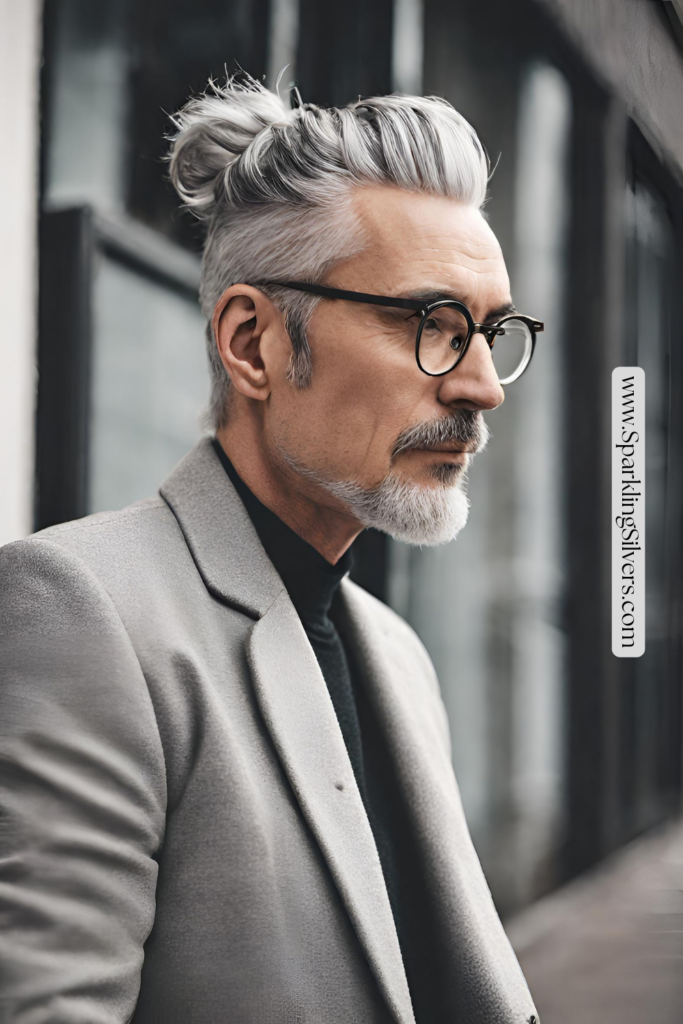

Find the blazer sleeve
[[0, 538, 167, 1023]]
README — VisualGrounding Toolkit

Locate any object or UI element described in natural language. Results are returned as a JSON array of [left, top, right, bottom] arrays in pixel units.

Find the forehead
[[349, 186, 510, 312]]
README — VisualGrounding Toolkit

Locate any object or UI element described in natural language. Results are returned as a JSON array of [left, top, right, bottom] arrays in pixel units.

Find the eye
[[423, 316, 441, 334], [449, 335, 465, 351]]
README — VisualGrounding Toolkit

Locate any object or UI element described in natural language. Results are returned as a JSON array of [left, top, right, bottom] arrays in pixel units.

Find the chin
[[382, 475, 471, 546], [314, 465, 472, 547], [274, 440, 472, 547]]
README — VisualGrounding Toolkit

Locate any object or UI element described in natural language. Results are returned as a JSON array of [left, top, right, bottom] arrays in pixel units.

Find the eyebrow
[[482, 301, 517, 323], [406, 291, 518, 322]]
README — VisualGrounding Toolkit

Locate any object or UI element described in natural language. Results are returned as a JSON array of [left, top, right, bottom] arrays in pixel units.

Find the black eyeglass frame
[[261, 280, 544, 383]]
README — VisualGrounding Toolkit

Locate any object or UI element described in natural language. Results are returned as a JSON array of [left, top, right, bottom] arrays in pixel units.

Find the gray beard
[[277, 411, 488, 547], [314, 464, 472, 546]]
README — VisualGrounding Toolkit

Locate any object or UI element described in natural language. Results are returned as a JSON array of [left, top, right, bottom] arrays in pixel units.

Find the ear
[[212, 286, 279, 401]]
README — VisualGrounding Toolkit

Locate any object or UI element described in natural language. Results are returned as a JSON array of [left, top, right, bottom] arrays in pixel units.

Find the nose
[[437, 330, 505, 411]]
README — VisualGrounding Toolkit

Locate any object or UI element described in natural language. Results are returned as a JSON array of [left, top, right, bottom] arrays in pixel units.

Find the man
[[0, 78, 542, 1022]]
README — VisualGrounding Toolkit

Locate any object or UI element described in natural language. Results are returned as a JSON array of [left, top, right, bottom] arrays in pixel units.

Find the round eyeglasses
[[261, 281, 544, 385]]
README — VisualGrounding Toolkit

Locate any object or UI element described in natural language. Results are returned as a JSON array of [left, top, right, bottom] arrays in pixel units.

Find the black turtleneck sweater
[[212, 440, 443, 1022]]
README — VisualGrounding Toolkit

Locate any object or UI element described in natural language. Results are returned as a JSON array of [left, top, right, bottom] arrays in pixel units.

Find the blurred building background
[[2, 0, 683, 1019]]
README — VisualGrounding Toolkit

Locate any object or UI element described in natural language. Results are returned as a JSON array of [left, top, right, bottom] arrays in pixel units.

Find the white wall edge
[[0, 0, 42, 545]]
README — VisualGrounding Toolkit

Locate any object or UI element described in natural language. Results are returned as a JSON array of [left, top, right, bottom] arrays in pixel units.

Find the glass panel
[[44, 1, 130, 211], [89, 254, 210, 512]]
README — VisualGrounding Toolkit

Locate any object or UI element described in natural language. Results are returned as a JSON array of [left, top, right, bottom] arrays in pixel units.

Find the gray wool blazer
[[0, 438, 538, 1024]]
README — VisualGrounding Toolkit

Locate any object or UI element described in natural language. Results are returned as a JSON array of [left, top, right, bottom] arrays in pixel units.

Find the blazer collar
[[159, 437, 284, 619]]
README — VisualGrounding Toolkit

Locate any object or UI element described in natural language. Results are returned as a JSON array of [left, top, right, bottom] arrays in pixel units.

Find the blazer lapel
[[336, 580, 539, 1024], [248, 593, 415, 1024], [160, 440, 415, 1024]]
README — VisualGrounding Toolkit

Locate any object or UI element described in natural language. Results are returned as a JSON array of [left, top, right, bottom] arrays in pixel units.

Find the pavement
[[506, 818, 683, 1024]]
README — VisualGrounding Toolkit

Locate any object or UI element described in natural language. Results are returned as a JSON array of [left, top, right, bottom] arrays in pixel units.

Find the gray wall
[[536, 0, 683, 177]]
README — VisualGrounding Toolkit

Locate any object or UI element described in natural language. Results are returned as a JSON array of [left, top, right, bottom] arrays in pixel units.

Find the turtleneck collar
[[212, 439, 352, 625]]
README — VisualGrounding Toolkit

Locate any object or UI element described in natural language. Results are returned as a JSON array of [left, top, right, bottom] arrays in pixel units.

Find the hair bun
[[168, 75, 292, 221]]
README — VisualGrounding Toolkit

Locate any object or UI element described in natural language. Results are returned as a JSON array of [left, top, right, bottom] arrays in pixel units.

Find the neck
[[216, 422, 363, 565]]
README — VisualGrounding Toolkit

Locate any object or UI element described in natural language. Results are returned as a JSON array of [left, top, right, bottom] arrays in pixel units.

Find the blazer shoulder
[[12, 496, 192, 597], [0, 533, 125, 635], [0, 496, 186, 631], [0, 529, 167, 796], [34, 494, 175, 548]]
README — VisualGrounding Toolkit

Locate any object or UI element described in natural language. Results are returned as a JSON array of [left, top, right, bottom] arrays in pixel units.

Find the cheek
[[268, 309, 435, 480], [305, 319, 416, 452], [311, 310, 415, 411]]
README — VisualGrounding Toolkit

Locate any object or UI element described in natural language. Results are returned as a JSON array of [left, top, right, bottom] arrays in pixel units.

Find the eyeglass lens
[[417, 305, 534, 382], [417, 306, 470, 375], [489, 318, 533, 384]]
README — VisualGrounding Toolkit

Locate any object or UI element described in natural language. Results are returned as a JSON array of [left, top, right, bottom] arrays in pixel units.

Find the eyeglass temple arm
[[265, 281, 545, 333], [263, 280, 427, 312]]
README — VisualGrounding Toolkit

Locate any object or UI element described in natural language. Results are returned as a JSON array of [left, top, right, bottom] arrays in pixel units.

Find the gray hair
[[168, 75, 490, 428]]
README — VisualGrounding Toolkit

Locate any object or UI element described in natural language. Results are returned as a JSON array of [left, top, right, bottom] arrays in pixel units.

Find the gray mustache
[[392, 411, 489, 458]]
